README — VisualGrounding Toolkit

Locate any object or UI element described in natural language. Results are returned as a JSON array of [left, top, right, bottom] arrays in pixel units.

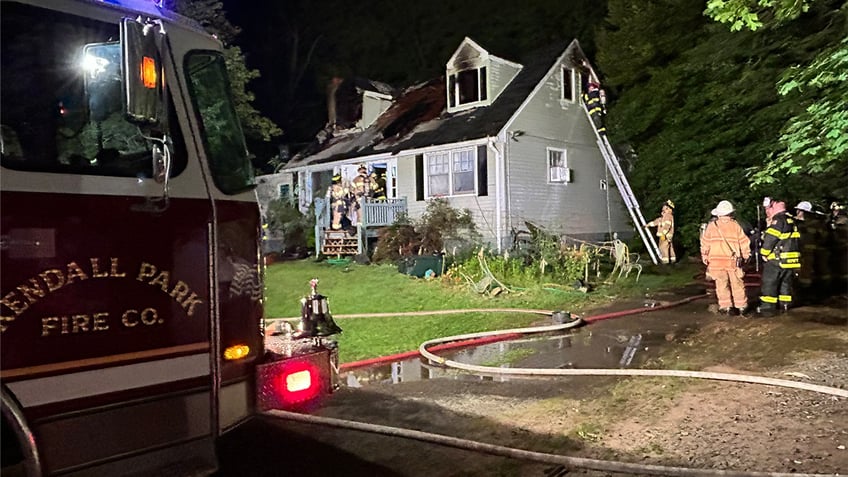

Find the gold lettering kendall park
[[1, 258, 203, 333]]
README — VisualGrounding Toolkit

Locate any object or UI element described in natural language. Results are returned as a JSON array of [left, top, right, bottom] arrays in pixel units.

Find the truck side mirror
[[120, 18, 165, 125]]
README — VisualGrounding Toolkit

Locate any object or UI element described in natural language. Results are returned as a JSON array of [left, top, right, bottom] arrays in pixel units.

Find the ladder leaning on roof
[[582, 104, 662, 265]]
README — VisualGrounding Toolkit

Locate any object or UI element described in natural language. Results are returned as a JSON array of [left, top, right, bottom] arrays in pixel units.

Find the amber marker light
[[140, 56, 158, 89], [223, 344, 250, 360]]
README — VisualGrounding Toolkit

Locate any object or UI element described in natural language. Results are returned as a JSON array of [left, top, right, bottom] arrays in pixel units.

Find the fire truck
[[1, 0, 336, 475]]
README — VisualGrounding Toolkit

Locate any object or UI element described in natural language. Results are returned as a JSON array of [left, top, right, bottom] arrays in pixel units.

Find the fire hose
[[264, 294, 846, 476]]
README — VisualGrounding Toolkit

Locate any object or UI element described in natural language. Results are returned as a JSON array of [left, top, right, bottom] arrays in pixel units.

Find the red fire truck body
[[1, 0, 334, 475]]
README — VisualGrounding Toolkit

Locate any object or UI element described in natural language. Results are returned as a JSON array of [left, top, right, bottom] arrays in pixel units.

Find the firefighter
[[645, 200, 676, 264], [582, 82, 606, 136], [828, 201, 848, 295], [327, 174, 350, 230], [793, 201, 828, 304], [350, 164, 371, 225], [758, 197, 801, 316], [700, 200, 750, 316], [371, 171, 387, 200]]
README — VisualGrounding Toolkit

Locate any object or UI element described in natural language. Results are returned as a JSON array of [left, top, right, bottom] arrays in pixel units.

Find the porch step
[[321, 229, 358, 256]]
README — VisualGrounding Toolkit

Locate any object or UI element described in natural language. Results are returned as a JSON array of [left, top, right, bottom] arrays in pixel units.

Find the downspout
[[503, 131, 512, 246], [489, 136, 504, 252]]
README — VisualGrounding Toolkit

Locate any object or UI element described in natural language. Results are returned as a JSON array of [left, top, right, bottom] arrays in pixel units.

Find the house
[[278, 38, 632, 255]]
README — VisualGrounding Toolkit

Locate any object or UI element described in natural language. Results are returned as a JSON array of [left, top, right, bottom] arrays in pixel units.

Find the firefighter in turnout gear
[[701, 200, 750, 316], [828, 201, 848, 295], [582, 82, 606, 136], [350, 165, 371, 225], [793, 201, 828, 304], [327, 174, 351, 230], [758, 197, 801, 316], [646, 200, 676, 264], [371, 171, 387, 200]]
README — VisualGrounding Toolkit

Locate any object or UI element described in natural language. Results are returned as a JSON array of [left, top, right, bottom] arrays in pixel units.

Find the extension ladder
[[582, 105, 662, 265]]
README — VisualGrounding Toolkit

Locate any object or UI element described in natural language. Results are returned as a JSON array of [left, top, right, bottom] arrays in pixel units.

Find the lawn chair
[[610, 239, 642, 281]]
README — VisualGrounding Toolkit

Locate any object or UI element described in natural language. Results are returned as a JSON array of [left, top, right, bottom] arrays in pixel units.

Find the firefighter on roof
[[582, 82, 606, 136], [758, 197, 801, 316], [646, 200, 676, 264]]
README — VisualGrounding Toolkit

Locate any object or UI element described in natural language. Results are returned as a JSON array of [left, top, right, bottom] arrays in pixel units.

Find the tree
[[167, 0, 282, 148], [596, 0, 845, 254], [705, 0, 847, 195]]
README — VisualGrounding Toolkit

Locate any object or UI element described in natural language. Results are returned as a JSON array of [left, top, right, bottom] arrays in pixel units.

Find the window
[[448, 67, 487, 108], [427, 151, 450, 196], [185, 51, 252, 195], [279, 184, 291, 202], [561, 66, 579, 102], [0, 3, 186, 177], [548, 148, 568, 183], [425, 148, 476, 197]]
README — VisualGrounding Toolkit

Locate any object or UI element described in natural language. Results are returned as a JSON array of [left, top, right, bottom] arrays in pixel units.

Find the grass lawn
[[264, 258, 699, 363]]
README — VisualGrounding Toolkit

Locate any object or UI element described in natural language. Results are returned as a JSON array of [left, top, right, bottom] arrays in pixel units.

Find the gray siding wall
[[505, 64, 631, 241], [487, 59, 521, 103]]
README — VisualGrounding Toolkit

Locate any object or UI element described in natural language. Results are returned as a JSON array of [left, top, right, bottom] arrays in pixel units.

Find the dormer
[[358, 90, 393, 129], [446, 37, 521, 113]]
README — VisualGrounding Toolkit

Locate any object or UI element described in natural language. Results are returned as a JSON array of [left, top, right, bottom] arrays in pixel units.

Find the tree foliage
[[597, 0, 845, 254], [705, 0, 847, 191], [168, 0, 281, 146]]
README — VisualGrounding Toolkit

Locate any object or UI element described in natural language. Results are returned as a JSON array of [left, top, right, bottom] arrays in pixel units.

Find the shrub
[[265, 199, 314, 254], [372, 199, 480, 263]]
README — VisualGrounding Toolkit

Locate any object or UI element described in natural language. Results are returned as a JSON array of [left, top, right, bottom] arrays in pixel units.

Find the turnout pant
[[759, 261, 794, 310], [658, 237, 675, 264], [710, 268, 747, 310]]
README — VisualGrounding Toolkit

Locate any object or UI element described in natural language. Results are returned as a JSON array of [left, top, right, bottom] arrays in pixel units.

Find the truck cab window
[[0, 2, 186, 177], [185, 51, 253, 195]]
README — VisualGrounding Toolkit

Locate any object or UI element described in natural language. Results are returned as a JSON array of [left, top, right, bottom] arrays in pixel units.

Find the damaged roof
[[284, 39, 588, 170]]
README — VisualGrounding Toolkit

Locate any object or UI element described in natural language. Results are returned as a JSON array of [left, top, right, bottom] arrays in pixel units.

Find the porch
[[314, 197, 408, 256]]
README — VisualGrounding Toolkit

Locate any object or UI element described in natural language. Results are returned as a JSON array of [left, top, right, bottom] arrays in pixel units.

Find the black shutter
[[415, 154, 424, 201], [477, 145, 488, 196]]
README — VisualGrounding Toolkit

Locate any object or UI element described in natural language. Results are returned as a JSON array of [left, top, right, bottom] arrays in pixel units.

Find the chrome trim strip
[[1, 342, 209, 379], [7, 353, 210, 407]]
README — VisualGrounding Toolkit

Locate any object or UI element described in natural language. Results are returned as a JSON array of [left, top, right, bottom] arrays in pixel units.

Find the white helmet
[[711, 200, 734, 217], [795, 201, 813, 213]]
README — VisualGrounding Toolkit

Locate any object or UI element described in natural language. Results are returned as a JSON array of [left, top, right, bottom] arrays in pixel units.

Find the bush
[[265, 199, 314, 254], [372, 199, 480, 263]]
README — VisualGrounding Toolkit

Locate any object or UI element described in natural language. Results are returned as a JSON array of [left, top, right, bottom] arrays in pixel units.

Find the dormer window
[[561, 65, 579, 103], [448, 67, 487, 108]]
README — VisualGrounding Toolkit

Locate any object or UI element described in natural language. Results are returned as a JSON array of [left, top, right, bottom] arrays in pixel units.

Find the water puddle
[[342, 315, 701, 388]]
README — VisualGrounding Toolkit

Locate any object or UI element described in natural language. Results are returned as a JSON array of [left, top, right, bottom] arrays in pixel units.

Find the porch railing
[[313, 197, 408, 255], [362, 197, 407, 227]]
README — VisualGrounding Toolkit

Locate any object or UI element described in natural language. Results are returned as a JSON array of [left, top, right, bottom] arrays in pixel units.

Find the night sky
[[219, 0, 606, 154]]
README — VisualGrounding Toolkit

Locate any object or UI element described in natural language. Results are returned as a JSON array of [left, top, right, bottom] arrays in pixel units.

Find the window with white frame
[[448, 67, 488, 108], [561, 66, 578, 102], [426, 148, 476, 197], [548, 148, 568, 183]]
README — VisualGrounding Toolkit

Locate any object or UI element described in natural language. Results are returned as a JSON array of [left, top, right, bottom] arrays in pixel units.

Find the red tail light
[[256, 350, 330, 410]]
